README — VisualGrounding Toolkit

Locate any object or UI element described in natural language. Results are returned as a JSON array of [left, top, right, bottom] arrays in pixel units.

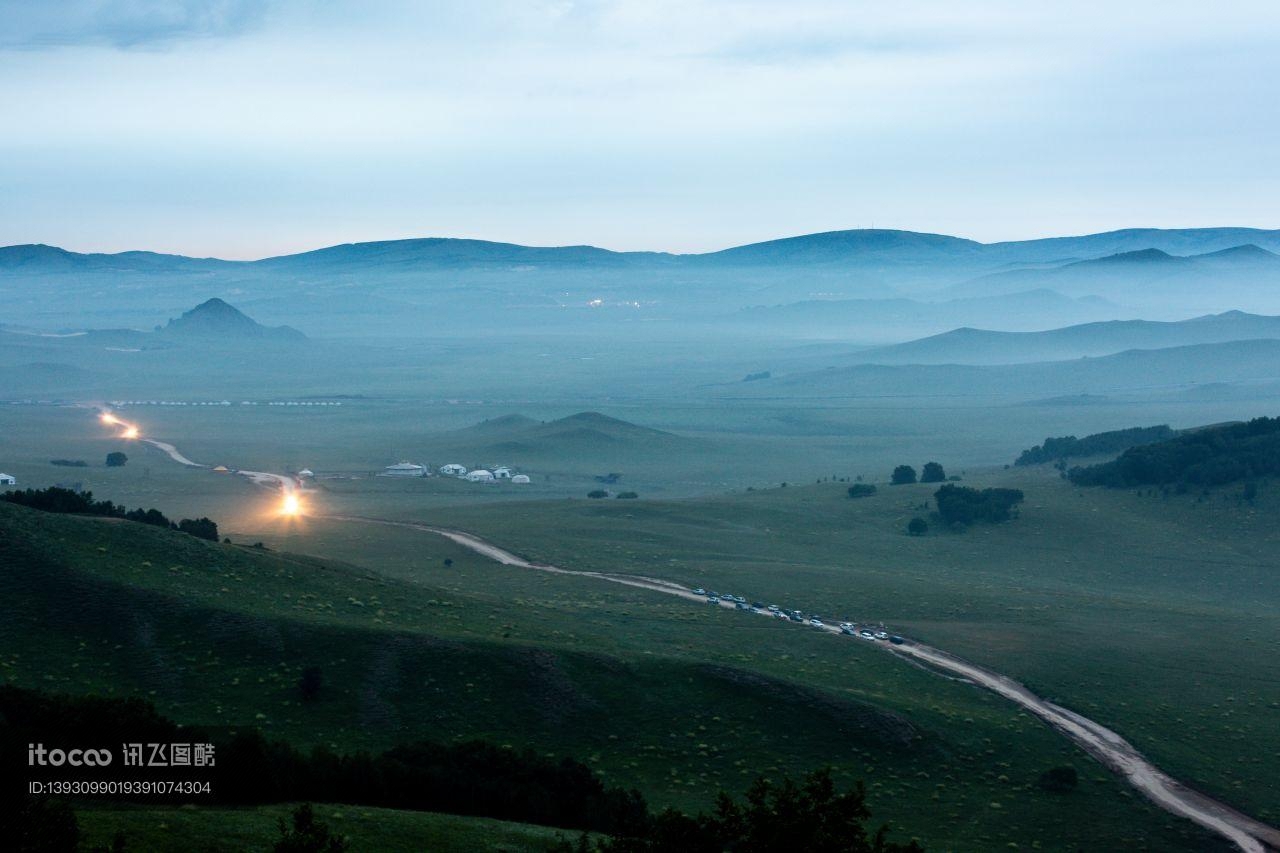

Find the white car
[[707, 596, 720, 604], [874, 631, 889, 640], [809, 618, 824, 628], [859, 630, 876, 640], [767, 604, 780, 612], [693, 588, 706, 596]]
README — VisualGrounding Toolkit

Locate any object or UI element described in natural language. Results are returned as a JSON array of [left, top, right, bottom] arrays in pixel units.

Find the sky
[[1, 0, 1278, 258]]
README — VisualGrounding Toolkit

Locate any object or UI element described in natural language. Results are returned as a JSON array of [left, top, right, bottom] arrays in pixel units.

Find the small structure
[[382, 462, 426, 477], [510, 474, 531, 484], [212, 465, 230, 473], [0, 473, 17, 486], [465, 469, 496, 483], [492, 466, 513, 479], [297, 469, 314, 479], [439, 463, 467, 477]]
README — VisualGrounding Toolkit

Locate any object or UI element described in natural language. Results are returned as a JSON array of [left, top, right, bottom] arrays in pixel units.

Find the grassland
[[75, 802, 570, 852], [3, 401, 1277, 850], [0, 497, 1233, 852]]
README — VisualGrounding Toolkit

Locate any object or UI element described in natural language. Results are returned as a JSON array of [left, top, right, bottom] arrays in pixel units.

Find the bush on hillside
[[1016, 425, 1175, 466], [933, 484, 1024, 525], [891, 465, 917, 485], [847, 484, 877, 499], [920, 462, 946, 483]]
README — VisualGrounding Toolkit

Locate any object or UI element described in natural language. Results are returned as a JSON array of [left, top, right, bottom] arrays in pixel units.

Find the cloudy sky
[[2, 0, 1277, 258]]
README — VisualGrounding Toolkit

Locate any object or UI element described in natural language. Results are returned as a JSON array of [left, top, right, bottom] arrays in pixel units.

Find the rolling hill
[[443, 411, 689, 460], [5, 227, 1280, 335], [855, 311, 1280, 365], [732, 338, 1280, 401], [947, 244, 1280, 307], [159, 297, 306, 341]]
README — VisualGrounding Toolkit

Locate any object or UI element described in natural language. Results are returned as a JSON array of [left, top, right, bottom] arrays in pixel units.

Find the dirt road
[[323, 513, 1280, 853], [111, 416, 1278, 851]]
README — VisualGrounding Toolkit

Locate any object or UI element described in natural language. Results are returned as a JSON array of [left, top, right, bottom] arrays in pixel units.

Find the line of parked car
[[690, 588, 904, 645]]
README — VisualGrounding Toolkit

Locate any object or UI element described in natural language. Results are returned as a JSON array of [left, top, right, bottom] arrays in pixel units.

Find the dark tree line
[[1015, 425, 1175, 466], [933, 484, 1024, 525], [1068, 417, 1280, 488], [0, 486, 219, 541], [2, 686, 924, 852]]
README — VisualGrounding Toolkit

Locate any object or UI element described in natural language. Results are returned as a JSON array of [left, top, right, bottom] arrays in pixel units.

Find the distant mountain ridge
[[6, 227, 1280, 273], [856, 311, 1280, 365]]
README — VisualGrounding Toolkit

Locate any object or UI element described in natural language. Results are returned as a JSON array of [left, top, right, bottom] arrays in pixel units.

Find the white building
[[297, 469, 314, 479], [439, 463, 467, 477], [0, 473, 16, 486], [511, 474, 531, 484], [465, 469, 496, 483], [492, 466, 513, 479], [382, 462, 426, 477]]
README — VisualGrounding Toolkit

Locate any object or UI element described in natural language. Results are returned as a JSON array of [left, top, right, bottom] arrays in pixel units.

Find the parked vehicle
[[708, 596, 720, 604], [889, 635, 905, 645], [874, 631, 889, 640], [809, 618, 823, 628], [693, 588, 706, 596], [859, 630, 876, 640]]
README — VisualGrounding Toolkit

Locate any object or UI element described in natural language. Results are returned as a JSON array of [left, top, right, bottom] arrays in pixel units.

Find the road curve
[[110, 419, 1277, 852], [322, 514, 1280, 853]]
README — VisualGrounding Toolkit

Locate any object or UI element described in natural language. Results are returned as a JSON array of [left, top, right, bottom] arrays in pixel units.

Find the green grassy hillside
[[0, 501, 1231, 851], [411, 468, 1280, 824]]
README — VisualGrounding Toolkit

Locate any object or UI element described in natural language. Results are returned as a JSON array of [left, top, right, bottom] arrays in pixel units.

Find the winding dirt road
[[110, 415, 1278, 852], [321, 513, 1280, 853]]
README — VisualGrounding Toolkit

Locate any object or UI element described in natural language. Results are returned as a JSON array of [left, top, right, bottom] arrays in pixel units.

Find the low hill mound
[[160, 298, 306, 341]]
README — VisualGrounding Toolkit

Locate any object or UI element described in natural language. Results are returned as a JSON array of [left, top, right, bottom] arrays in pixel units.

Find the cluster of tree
[[1015, 425, 1175, 466], [3, 687, 925, 853], [0, 486, 219, 541], [1068, 417, 1280, 488], [106, 451, 128, 467], [933, 484, 1024, 525], [847, 483, 877, 499], [891, 462, 946, 485], [558, 768, 922, 853]]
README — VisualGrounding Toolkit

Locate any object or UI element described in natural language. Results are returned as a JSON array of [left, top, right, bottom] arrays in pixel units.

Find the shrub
[[105, 452, 128, 467], [616, 491, 639, 499], [891, 465, 917, 485], [933, 484, 1024, 525], [273, 804, 348, 853], [847, 484, 877, 499], [920, 462, 946, 483], [907, 517, 928, 536], [587, 490, 609, 499]]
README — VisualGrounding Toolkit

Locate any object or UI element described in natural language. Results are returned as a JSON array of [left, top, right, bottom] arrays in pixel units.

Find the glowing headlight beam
[[280, 492, 302, 517]]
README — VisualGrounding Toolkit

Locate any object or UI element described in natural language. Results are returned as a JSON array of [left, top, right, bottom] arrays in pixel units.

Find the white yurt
[[439, 463, 467, 477], [510, 474, 531, 484], [465, 469, 496, 482], [382, 462, 425, 477], [492, 466, 513, 479]]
